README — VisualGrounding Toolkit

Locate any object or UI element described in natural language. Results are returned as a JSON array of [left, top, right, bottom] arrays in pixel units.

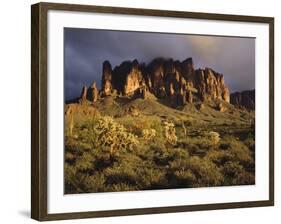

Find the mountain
[[230, 90, 255, 111], [78, 57, 232, 108]]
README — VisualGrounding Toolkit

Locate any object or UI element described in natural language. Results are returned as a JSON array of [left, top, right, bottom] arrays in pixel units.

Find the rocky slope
[[230, 90, 255, 110], [79, 57, 231, 107]]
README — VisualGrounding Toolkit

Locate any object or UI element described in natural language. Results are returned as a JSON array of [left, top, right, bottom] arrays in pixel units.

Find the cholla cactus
[[206, 131, 220, 145], [92, 116, 139, 160], [142, 128, 156, 141], [163, 121, 177, 145]]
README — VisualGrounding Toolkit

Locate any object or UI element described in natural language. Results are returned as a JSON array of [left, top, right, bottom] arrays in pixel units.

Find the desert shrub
[[163, 121, 178, 145], [65, 134, 91, 152], [79, 116, 139, 161], [223, 161, 244, 177], [179, 133, 219, 155], [74, 152, 95, 172], [135, 167, 168, 189], [187, 156, 224, 186], [188, 144, 208, 157], [107, 183, 136, 192], [178, 137, 209, 157], [229, 142, 252, 164], [65, 151, 76, 164], [219, 136, 253, 164], [206, 131, 220, 145], [117, 115, 153, 136], [222, 161, 255, 185], [169, 156, 224, 187], [85, 174, 106, 192], [65, 164, 78, 193], [170, 170, 196, 187], [244, 136, 255, 152], [65, 164, 92, 193], [233, 171, 255, 185], [152, 147, 189, 166], [92, 153, 112, 171], [142, 128, 157, 141], [206, 149, 234, 166], [150, 121, 163, 136], [105, 166, 139, 186]]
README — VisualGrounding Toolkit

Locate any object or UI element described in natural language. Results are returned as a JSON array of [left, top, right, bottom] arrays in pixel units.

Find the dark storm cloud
[[64, 28, 255, 100]]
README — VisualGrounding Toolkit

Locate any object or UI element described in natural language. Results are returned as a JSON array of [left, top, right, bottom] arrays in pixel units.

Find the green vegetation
[[65, 97, 255, 194]]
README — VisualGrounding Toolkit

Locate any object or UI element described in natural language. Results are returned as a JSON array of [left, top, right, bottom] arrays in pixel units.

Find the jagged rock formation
[[87, 82, 99, 103], [100, 57, 230, 104], [101, 61, 113, 96], [78, 57, 231, 107], [195, 68, 230, 102], [230, 90, 255, 110], [79, 86, 88, 103]]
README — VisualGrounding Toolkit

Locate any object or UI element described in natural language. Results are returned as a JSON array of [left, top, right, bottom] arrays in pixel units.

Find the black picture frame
[[31, 2, 274, 221]]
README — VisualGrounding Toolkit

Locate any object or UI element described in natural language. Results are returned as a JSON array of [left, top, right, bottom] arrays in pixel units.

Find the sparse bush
[[233, 171, 255, 185], [117, 116, 151, 136], [171, 170, 196, 187], [223, 161, 255, 185], [218, 136, 253, 164], [142, 128, 157, 141], [153, 147, 189, 166], [206, 149, 234, 166], [108, 183, 136, 192], [86, 174, 106, 192], [81, 116, 139, 162], [141, 168, 168, 189], [244, 136, 255, 152], [223, 161, 244, 177], [105, 166, 139, 186], [205, 131, 220, 145], [169, 156, 224, 187], [163, 121, 177, 145], [75, 152, 94, 172]]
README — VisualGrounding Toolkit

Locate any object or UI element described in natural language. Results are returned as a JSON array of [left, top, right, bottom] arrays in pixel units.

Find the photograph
[[64, 28, 256, 194]]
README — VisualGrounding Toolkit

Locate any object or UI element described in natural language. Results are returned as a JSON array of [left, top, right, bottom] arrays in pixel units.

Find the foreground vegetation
[[64, 97, 255, 193]]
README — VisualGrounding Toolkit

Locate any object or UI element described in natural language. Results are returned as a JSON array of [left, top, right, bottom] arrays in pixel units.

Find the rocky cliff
[[96, 57, 230, 106], [230, 90, 255, 110]]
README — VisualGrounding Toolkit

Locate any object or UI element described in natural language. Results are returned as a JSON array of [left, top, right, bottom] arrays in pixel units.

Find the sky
[[64, 28, 255, 100]]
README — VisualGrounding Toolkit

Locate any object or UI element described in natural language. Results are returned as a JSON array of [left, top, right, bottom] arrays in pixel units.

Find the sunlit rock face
[[230, 90, 255, 110], [97, 57, 231, 106], [123, 60, 143, 95], [87, 82, 98, 103], [101, 61, 113, 96], [194, 68, 230, 102]]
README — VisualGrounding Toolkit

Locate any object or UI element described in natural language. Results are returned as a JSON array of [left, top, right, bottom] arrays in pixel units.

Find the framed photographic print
[[31, 2, 274, 221]]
